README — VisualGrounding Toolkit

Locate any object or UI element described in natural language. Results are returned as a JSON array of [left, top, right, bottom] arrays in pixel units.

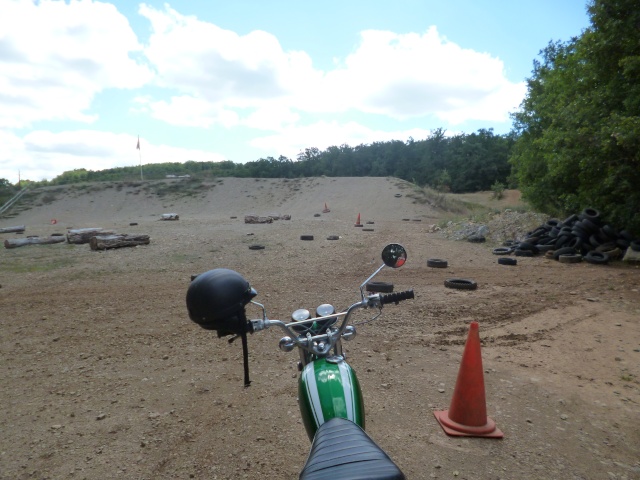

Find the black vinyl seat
[[299, 417, 405, 480]]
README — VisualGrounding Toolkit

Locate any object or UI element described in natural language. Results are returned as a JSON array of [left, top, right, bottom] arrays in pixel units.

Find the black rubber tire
[[427, 258, 448, 268], [571, 226, 590, 241], [584, 251, 609, 264], [514, 249, 534, 257], [619, 230, 634, 241], [567, 237, 584, 251], [546, 219, 562, 228], [589, 234, 602, 248], [394, 194, 402, 198], [444, 278, 478, 290], [536, 244, 556, 252], [616, 238, 630, 249], [553, 246, 577, 260], [563, 214, 579, 226], [498, 257, 517, 266], [602, 224, 617, 239], [596, 242, 617, 253], [326, 235, 340, 241], [492, 247, 512, 255], [129, 222, 138, 226], [365, 281, 394, 293], [518, 242, 539, 254], [581, 208, 601, 224], [248, 244, 265, 250], [313, 213, 321, 217], [362, 228, 374, 232], [559, 253, 583, 264], [300, 235, 314, 241]]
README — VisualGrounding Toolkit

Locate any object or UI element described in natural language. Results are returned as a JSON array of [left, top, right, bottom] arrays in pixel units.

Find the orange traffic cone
[[433, 322, 503, 438], [354, 213, 363, 227]]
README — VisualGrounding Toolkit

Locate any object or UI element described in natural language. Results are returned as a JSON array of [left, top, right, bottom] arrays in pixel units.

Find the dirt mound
[[1, 177, 437, 229]]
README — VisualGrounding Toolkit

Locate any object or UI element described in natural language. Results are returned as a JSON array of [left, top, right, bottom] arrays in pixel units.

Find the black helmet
[[186, 268, 257, 336]]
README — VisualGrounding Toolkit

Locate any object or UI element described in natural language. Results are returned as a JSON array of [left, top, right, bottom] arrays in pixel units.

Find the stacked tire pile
[[494, 208, 640, 265]]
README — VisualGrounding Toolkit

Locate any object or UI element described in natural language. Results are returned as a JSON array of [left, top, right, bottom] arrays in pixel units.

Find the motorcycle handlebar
[[379, 289, 414, 305]]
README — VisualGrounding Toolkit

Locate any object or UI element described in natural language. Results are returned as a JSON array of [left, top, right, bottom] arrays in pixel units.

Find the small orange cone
[[354, 213, 363, 227], [433, 322, 503, 438]]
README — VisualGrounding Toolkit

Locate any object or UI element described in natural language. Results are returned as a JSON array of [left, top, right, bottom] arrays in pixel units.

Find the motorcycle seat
[[299, 417, 405, 480]]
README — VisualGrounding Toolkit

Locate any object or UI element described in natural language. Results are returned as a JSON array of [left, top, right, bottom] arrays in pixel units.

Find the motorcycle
[[186, 243, 414, 479]]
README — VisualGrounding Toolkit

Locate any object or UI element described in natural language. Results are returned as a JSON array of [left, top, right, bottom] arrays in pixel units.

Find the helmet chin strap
[[227, 312, 252, 387], [240, 330, 251, 388]]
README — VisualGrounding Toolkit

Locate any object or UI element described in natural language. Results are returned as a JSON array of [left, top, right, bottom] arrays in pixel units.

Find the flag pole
[[137, 135, 143, 181]]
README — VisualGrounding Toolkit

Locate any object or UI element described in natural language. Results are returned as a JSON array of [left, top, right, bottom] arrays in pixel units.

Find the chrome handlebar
[[249, 294, 384, 357]]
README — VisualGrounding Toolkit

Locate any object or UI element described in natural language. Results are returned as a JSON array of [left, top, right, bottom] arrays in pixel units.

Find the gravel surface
[[1, 177, 639, 480]]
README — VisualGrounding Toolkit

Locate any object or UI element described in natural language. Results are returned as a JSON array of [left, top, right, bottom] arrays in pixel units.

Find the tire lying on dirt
[[584, 251, 609, 264], [365, 281, 394, 293], [444, 278, 478, 290], [553, 246, 577, 261], [427, 258, 448, 268], [300, 235, 314, 241], [492, 247, 512, 255], [498, 257, 517, 266], [559, 253, 583, 264], [326, 235, 339, 241], [248, 244, 265, 250]]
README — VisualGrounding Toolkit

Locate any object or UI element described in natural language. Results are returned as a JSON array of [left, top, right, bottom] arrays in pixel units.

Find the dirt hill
[[1, 177, 638, 480]]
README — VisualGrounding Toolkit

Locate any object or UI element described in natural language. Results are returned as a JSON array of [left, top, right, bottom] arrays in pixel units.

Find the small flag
[[136, 136, 140, 150]]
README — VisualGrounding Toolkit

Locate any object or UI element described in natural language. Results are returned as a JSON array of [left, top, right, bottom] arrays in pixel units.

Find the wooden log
[[4, 236, 66, 249], [160, 213, 179, 221], [244, 215, 273, 224], [90, 234, 150, 250], [266, 213, 291, 221], [67, 228, 114, 244], [0, 225, 26, 234]]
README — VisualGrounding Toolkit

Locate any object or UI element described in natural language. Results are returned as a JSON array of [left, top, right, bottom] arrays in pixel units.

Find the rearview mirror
[[381, 243, 407, 268]]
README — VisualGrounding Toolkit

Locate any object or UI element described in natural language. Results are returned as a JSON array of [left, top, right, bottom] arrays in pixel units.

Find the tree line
[[17, 127, 514, 195]]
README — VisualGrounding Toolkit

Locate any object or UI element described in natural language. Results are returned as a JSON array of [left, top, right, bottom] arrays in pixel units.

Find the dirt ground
[[1, 177, 639, 480]]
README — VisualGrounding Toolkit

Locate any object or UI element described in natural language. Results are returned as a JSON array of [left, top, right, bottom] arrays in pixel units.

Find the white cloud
[[134, 9, 524, 128], [136, 95, 240, 128], [250, 120, 434, 160], [140, 4, 317, 105], [0, 0, 152, 129], [308, 27, 526, 122]]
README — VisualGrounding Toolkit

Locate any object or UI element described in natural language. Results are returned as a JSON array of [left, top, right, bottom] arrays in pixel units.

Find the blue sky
[[0, 0, 591, 183]]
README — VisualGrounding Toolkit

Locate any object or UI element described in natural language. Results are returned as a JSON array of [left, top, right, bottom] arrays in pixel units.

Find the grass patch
[[3, 255, 76, 273]]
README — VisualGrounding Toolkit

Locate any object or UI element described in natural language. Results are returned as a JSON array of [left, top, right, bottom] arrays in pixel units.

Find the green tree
[[510, 0, 640, 233]]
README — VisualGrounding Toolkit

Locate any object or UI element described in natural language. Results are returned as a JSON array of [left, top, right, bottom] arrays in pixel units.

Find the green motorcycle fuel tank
[[298, 356, 364, 440]]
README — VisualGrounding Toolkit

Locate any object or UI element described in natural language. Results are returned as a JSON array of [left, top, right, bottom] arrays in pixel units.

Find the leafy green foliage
[[0, 178, 20, 204], [510, 0, 640, 234], [491, 181, 505, 200]]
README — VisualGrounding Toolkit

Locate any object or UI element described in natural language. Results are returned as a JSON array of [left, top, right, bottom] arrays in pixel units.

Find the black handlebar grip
[[380, 289, 414, 305]]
